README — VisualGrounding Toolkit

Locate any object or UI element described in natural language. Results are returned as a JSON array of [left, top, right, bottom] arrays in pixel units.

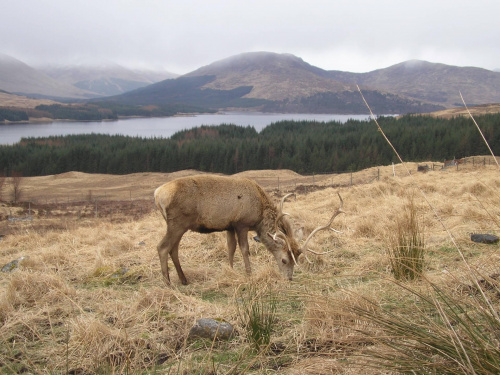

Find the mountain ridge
[[111, 52, 445, 114], [328, 59, 500, 107], [184, 52, 348, 101], [1, 51, 499, 115], [0, 53, 178, 99]]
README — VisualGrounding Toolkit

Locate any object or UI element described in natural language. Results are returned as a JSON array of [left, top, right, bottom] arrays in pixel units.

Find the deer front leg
[[227, 229, 237, 268], [236, 227, 251, 275]]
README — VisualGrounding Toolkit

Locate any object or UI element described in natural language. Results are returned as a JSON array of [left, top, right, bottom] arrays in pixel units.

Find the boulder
[[471, 234, 499, 244], [1, 256, 28, 273], [188, 318, 235, 341]]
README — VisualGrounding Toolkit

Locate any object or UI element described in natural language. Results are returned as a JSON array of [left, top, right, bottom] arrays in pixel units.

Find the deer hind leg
[[169, 239, 187, 285], [236, 227, 251, 275], [157, 227, 186, 285], [227, 229, 237, 268]]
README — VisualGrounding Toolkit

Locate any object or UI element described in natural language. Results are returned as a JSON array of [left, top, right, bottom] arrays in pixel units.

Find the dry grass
[[1, 162, 499, 373], [0, 92, 58, 109], [425, 103, 500, 119]]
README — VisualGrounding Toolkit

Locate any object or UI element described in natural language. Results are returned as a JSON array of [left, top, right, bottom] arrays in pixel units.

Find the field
[[1, 161, 500, 374]]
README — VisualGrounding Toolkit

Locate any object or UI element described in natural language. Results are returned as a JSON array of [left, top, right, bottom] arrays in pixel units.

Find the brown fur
[[154, 175, 300, 285]]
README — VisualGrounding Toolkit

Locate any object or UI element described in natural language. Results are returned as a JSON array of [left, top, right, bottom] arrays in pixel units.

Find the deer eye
[[282, 259, 287, 265]]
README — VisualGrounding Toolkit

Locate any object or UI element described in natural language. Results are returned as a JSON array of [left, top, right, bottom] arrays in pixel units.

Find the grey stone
[[1, 256, 28, 273], [471, 234, 499, 244], [188, 318, 235, 341]]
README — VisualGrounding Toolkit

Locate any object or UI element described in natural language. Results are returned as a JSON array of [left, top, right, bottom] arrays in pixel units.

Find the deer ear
[[295, 227, 304, 242]]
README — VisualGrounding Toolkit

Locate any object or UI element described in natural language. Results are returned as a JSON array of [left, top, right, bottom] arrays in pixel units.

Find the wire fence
[[1, 155, 498, 223]]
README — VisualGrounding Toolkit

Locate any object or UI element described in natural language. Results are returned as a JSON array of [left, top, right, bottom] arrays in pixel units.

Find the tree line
[[0, 114, 498, 177]]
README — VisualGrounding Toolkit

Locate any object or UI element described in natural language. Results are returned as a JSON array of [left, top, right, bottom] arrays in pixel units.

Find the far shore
[[0, 112, 220, 125]]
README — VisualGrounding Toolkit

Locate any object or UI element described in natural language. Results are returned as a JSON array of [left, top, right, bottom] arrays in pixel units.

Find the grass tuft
[[236, 283, 278, 352], [387, 193, 425, 280]]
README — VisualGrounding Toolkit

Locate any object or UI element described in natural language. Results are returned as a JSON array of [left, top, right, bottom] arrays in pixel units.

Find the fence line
[[1, 155, 498, 222]]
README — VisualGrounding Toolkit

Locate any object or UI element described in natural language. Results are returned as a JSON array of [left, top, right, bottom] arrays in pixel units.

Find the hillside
[[329, 60, 500, 107], [2, 51, 499, 114], [0, 91, 59, 109], [426, 103, 500, 119], [1, 163, 500, 373], [39, 62, 178, 97], [185, 52, 350, 101], [110, 52, 445, 114], [0, 53, 177, 99], [0, 53, 97, 99]]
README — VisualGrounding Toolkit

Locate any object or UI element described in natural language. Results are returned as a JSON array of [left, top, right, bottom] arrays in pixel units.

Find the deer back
[[154, 175, 268, 232]]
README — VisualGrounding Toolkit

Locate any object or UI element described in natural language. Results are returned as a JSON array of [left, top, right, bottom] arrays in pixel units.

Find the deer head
[[268, 192, 344, 274]]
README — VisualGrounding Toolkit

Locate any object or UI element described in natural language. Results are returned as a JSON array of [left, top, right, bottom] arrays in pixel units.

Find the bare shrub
[[10, 171, 24, 203], [0, 172, 5, 202]]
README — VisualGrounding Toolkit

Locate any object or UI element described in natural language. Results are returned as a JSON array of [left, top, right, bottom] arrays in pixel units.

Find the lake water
[[0, 112, 371, 145]]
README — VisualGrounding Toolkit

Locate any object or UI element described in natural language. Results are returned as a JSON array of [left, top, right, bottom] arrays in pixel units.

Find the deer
[[154, 174, 344, 285]]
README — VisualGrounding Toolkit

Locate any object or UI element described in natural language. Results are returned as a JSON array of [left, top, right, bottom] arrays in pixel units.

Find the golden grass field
[[0, 92, 57, 109], [0, 159, 499, 374]]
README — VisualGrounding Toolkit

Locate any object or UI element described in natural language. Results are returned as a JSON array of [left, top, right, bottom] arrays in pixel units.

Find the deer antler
[[267, 193, 298, 265], [272, 193, 295, 237], [280, 193, 295, 212], [301, 193, 344, 255]]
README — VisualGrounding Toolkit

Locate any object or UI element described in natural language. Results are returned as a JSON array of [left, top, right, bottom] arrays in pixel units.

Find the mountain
[[111, 52, 445, 114], [184, 52, 350, 101], [0, 53, 97, 99], [39, 62, 178, 97], [4, 51, 497, 114], [328, 60, 500, 107]]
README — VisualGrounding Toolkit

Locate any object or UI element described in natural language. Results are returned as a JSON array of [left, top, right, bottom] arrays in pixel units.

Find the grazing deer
[[154, 175, 343, 285]]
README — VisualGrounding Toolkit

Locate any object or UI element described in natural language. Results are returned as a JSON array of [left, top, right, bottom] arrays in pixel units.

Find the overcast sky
[[1, 0, 499, 74]]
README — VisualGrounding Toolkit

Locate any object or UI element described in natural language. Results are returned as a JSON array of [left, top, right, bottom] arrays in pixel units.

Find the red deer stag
[[154, 175, 344, 285]]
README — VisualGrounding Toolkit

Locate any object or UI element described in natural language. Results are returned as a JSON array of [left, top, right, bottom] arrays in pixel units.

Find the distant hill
[[0, 53, 97, 99], [0, 53, 178, 99], [39, 62, 178, 97], [109, 52, 445, 114], [184, 52, 349, 101], [328, 60, 500, 107], [3, 51, 498, 115]]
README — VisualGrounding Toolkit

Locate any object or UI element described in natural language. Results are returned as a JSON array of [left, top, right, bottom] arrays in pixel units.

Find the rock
[[1, 256, 28, 273], [188, 318, 235, 341], [417, 164, 429, 172], [471, 234, 499, 244], [138, 241, 146, 246]]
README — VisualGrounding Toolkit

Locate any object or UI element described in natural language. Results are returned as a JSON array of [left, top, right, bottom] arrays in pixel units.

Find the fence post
[[278, 177, 280, 192], [378, 168, 380, 181], [95, 200, 98, 218], [350, 171, 353, 186]]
